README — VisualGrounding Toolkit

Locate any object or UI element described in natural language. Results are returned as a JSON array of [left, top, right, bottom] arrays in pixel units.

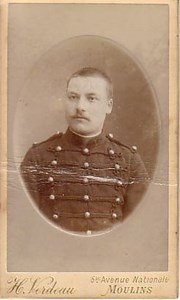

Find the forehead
[[67, 76, 108, 93]]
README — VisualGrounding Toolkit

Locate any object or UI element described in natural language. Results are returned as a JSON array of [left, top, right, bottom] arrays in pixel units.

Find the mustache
[[72, 114, 89, 121]]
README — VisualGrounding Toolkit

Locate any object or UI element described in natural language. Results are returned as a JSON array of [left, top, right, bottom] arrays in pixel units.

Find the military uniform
[[21, 128, 149, 235]]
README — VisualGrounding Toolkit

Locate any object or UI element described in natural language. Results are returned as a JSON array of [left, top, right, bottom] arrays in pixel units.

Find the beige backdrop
[[7, 4, 168, 271]]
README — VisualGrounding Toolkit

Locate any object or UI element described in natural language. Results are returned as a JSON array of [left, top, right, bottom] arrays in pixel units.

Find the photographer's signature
[[7, 276, 76, 295]]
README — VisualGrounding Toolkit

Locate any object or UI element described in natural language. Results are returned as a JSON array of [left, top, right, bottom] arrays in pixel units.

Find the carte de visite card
[[0, 0, 178, 298]]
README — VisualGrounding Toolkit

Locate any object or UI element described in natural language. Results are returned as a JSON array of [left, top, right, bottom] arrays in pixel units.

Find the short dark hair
[[67, 67, 113, 99]]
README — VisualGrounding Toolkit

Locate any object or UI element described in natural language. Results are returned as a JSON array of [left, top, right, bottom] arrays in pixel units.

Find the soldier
[[21, 67, 149, 235]]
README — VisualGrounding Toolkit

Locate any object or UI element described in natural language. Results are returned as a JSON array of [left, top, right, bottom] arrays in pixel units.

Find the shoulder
[[105, 133, 148, 178], [105, 133, 138, 155], [22, 132, 63, 163], [31, 132, 63, 150]]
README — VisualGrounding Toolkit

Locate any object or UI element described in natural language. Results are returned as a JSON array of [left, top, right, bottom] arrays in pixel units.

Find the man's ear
[[106, 98, 113, 114]]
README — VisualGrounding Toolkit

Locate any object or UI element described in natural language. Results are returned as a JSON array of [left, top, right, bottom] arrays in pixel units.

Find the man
[[21, 67, 149, 235]]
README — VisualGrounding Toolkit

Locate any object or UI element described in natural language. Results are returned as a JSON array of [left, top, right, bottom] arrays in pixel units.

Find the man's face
[[65, 76, 113, 136]]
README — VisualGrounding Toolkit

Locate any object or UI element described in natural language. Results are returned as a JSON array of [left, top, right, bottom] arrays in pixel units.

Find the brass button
[[53, 213, 58, 219], [85, 212, 90, 218], [108, 133, 114, 139], [49, 194, 55, 200], [112, 213, 117, 219], [51, 160, 57, 166], [115, 163, 120, 170], [83, 177, 89, 184], [115, 197, 121, 203], [84, 195, 89, 201], [87, 230, 92, 235], [132, 145, 137, 152], [48, 176, 54, 183], [83, 148, 89, 155], [56, 146, 62, 152], [84, 162, 89, 168], [109, 149, 115, 155]]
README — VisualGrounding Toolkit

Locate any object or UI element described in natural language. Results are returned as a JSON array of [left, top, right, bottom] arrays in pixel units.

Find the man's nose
[[76, 97, 86, 111]]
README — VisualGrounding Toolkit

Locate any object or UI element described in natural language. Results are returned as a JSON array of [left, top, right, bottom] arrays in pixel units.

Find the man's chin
[[69, 125, 92, 137]]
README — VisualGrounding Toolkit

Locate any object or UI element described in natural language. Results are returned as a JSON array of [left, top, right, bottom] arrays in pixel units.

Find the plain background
[[7, 4, 169, 271], [13, 35, 159, 176]]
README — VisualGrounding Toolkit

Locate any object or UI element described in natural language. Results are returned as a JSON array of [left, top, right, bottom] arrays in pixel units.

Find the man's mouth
[[73, 116, 88, 121]]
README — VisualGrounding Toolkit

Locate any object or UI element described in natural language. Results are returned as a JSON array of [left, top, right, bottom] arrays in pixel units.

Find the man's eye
[[88, 96, 96, 102], [68, 95, 78, 100]]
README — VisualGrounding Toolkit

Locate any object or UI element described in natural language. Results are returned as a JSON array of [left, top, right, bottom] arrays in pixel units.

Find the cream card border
[[0, 0, 178, 298]]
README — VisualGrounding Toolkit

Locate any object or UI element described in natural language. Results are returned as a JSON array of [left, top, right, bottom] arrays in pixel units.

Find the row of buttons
[[52, 212, 118, 220], [34, 143, 137, 154], [49, 194, 123, 203], [48, 175, 123, 186], [51, 160, 121, 170], [33, 132, 138, 153], [50, 147, 117, 156]]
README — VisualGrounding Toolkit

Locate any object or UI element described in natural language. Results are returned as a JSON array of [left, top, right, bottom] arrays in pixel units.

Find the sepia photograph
[[19, 37, 153, 235], [0, 0, 178, 298]]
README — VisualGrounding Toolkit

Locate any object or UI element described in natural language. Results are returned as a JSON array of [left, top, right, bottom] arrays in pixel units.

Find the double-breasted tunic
[[21, 129, 149, 235]]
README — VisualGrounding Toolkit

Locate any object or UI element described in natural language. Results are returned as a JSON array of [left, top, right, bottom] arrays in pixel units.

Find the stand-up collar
[[63, 128, 106, 148]]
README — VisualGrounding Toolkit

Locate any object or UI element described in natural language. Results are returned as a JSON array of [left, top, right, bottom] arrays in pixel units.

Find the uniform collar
[[63, 127, 106, 148]]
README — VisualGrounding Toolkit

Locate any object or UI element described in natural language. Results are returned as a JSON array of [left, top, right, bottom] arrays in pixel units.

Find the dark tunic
[[20, 128, 149, 235]]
